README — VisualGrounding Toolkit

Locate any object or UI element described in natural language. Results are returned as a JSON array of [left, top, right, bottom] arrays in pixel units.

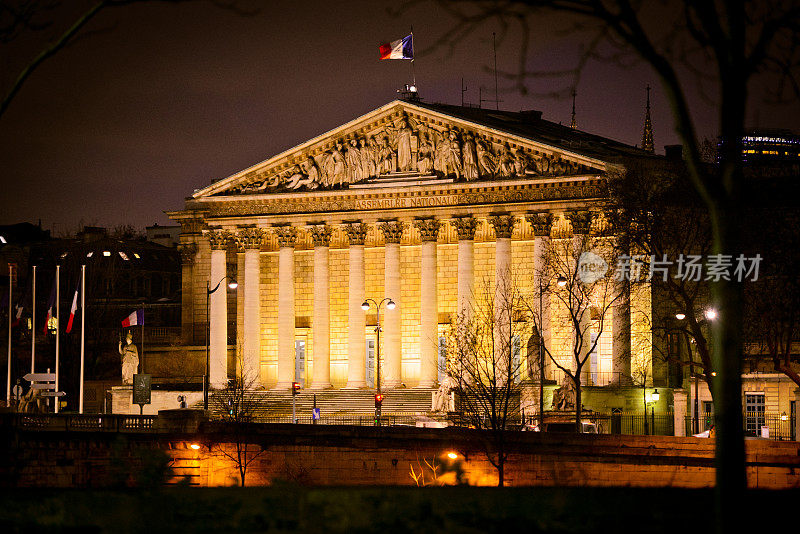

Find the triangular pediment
[[193, 100, 617, 199]]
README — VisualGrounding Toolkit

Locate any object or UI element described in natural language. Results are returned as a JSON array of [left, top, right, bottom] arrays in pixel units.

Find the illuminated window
[[86, 251, 94, 258], [133, 253, 141, 259], [60, 252, 68, 259], [103, 251, 111, 257], [0, 236, 6, 244], [119, 251, 130, 261]]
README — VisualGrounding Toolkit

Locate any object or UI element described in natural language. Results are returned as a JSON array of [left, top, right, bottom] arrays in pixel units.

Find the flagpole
[[31, 265, 36, 374], [55, 265, 60, 414], [141, 307, 144, 374], [410, 25, 416, 87], [6, 264, 12, 405], [79, 264, 85, 414]]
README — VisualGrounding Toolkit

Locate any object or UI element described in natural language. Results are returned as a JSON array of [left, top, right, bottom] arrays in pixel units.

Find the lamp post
[[205, 277, 238, 410], [361, 297, 395, 422]]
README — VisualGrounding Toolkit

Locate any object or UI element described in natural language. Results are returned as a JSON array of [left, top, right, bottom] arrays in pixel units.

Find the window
[[365, 339, 375, 388], [589, 333, 599, 385], [512, 335, 521, 383], [745, 393, 765, 436], [295, 340, 306, 388]]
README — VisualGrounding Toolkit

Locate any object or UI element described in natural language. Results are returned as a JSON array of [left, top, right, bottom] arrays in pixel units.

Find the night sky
[[1, 0, 796, 233]]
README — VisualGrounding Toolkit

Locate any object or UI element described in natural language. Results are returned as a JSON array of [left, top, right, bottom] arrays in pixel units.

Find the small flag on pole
[[379, 34, 413, 60], [65, 282, 79, 334], [121, 309, 144, 327], [44, 275, 57, 333]]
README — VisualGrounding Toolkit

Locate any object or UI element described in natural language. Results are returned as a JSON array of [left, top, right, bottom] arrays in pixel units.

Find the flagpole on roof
[[141, 306, 144, 374], [31, 265, 36, 374], [6, 264, 11, 405], [55, 265, 60, 414], [410, 25, 416, 88], [79, 264, 85, 414]]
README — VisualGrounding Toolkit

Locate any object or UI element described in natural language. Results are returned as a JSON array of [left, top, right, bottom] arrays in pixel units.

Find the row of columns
[[204, 211, 632, 390]]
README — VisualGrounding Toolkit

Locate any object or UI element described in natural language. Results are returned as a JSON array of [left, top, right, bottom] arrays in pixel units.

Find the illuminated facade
[[168, 99, 668, 418]]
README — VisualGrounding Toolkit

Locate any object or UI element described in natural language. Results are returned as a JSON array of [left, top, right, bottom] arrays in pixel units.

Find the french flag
[[122, 309, 144, 328], [65, 282, 79, 334], [379, 34, 413, 60]]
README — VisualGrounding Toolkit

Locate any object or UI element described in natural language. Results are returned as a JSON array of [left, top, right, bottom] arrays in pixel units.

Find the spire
[[570, 90, 577, 129], [642, 85, 654, 153]]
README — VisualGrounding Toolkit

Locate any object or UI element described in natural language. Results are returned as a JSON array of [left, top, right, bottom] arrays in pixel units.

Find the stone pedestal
[[673, 389, 688, 437]]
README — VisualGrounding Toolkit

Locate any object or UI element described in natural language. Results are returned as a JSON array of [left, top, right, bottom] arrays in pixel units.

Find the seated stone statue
[[119, 332, 140, 385]]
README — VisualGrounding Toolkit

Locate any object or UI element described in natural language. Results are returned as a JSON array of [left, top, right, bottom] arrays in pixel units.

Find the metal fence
[[248, 414, 420, 426], [9, 413, 157, 432]]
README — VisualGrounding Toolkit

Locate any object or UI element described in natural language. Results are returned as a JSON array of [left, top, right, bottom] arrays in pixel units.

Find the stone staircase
[[207, 387, 436, 421]]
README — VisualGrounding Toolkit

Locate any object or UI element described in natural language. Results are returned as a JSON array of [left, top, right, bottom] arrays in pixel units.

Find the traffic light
[[292, 382, 301, 396], [374, 393, 383, 416]]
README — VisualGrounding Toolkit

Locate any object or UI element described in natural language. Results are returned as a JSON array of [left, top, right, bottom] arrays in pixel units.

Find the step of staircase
[[206, 388, 436, 419]]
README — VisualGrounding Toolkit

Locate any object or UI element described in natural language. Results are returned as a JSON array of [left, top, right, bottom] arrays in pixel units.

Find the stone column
[[452, 217, 478, 323], [178, 242, 198, 344], [526, 213, 554, 382], [275, 225, 297, 389], [345, 222, 368, 388], [236, 228, 264, 384], [415, 218, 440, 388], [208, 231, 230, 388], [489, 215, 516, 379], [567, 211, 593, 382], [673, 389, 688, 437], [310, 225, 332, 389], [380, 220, 405, 389], [613, 228, 632, 385]]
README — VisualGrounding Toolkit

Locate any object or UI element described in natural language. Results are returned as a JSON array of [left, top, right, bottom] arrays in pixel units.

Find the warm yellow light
[[189, 443, 201, 450], [447, 452, 458, 460], [675, 313, 686, 320]]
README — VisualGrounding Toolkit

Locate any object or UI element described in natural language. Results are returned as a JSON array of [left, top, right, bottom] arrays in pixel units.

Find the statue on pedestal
[[119, 331, 139, 385]]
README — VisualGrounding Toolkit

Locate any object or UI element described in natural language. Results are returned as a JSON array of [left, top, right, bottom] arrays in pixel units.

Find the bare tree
[[426, 0, 800, 513], [444, 276, 528, 486], [530, 220, 619, 431], [208, 349, 267, 487]]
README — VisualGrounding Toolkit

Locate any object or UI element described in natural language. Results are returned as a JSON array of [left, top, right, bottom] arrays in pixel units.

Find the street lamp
[[205, 277, 238, 410], [361, 297, 395, 422]]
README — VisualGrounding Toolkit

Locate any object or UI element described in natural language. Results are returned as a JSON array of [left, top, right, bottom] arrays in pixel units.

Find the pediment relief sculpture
[[222, 111, 602, 196]]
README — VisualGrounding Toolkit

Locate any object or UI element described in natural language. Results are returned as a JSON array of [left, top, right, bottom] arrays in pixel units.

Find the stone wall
[[4, 420, 798, 489]]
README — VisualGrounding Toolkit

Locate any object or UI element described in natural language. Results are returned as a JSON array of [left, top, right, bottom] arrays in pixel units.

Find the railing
[[683, 412, 796, 440], [246, 414, 419, 426], [9, 414, 157, 432]]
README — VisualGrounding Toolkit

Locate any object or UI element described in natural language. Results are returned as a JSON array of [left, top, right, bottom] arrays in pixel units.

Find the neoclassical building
[[168, 99, 657, 404]]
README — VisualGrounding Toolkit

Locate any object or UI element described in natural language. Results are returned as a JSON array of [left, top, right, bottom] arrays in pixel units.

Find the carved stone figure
[[461, 133, 479, 180], [358, 138, 374, 178], [433, 375, 457, 413], [551, 380, 576, 411], [387, 116, 414, 171], [443, 129, 463, 179], [497, 142, 516, 176], [476, 139, 496, 177], [307, 156, 322, 187], [416, 127, 434, 174], [346, 139, 364, 182], [324, 142, 346, 187], [514, 148, 532, 176], [119, 331, 140, 385], [378, 136, 396, 174]]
